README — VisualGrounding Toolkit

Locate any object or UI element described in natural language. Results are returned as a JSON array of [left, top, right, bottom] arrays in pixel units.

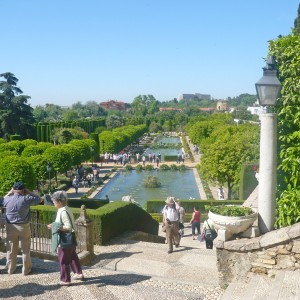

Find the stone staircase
[[221, 270, 300, 300]]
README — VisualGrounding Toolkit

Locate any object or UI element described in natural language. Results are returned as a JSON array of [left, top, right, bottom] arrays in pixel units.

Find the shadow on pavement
[[82, 273, 151, 286], [1, 282, 61, 298], [92, 250, 142, 265]]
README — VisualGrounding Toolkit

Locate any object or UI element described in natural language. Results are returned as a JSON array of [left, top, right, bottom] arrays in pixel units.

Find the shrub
[[206, 205, 253, 217], [143, 176, 161, 188], [275, 188, 300, 228], [159, 164, 170, 170], [124, 164, 133, 171], [170, 164, 178, 171], [135, 164, 144, 171], [178, 164, 186, 171], [144, 164, 154, 171]]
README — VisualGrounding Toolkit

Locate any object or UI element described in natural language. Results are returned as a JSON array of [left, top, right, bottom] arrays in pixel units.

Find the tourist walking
[[218, 186, 225, 200], [177, 201, 185, 238], [189, 206, 201, 240], [3, 182, 41, 275], [156, 156, 160, 167], [72, 176, 79, 194], [142, 155, 146, 166], [177, 152, 181, 164], [201, 218, 217, 249], [162, 197, 180, 254], [158, 152, 161, 162], [47, 191, 84, 286]]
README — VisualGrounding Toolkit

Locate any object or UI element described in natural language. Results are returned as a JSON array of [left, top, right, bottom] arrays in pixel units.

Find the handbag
[[59, 210, 77, 248], [162, 222, 166, 232], [204, 220, 217, 241]]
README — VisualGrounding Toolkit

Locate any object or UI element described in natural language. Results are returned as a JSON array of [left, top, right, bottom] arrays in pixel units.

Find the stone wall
[[215, 222, 300, 287]]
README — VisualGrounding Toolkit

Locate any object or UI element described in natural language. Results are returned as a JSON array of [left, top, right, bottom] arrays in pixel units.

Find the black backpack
[[205, 221, 217, 240]]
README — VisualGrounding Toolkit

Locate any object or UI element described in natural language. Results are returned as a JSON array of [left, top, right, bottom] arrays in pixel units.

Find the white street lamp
[[255, 56, 281, 234]]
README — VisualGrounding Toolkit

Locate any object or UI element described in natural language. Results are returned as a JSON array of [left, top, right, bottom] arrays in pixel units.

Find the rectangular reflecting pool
[[144, 135, 182, 160], [95, 169, 200, 207]]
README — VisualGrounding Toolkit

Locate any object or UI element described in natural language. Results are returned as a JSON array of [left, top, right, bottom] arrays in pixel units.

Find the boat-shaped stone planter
[[208, 206, 258, 241]]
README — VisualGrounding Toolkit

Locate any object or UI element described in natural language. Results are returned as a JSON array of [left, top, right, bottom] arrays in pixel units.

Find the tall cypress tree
[[294, 4, 300, 33], [0, 72, 35, 139]]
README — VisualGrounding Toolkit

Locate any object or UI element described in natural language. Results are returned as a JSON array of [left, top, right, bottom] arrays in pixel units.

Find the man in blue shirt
[[3, 182, 41, 275]]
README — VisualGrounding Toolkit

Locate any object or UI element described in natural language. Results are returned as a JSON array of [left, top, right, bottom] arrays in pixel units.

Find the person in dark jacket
[[3, 182, 41, 275]]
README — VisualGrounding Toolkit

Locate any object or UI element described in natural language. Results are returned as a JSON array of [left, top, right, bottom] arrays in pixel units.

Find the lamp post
[[255, 56, 281, 234], [90, 146, 94, 167], [46, 162, 52, 194]]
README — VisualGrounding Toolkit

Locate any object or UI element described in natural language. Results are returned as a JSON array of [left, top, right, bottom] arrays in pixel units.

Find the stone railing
[[215, 222, 300, 287]]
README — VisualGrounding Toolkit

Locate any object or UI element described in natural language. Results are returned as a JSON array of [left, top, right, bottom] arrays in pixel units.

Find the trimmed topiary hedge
[[164, 155, 177, 161], [31, 201, 158, 245], [67, 199, 109, 209], [239, 161, 259, 200], [145, 200, 244, 222]]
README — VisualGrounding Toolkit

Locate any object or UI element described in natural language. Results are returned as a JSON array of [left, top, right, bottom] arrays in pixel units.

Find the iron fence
[[0, 208, 83, 256]]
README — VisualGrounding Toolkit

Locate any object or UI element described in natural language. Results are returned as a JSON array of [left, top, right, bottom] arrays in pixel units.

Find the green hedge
[[67, 199, 109, 209], [151, 212, 205, 223], [85, 201, 158, 244], [31, 201, 158, 245], [164, 155, 177, 161], [146, 199, 245, 215], [239, 161, 259, 200]]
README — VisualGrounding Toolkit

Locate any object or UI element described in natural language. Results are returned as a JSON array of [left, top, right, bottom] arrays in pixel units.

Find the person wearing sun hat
[[162, 196, 180, 253], [3, 181, 41, 275]]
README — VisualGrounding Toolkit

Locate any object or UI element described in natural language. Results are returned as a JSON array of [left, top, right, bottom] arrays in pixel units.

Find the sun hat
[[165, 196, 175, 205], [13, 182, 25, 190]]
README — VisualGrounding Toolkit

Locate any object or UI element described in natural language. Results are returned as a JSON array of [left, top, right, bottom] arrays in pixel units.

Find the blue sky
[[1, 1, 298, 106]]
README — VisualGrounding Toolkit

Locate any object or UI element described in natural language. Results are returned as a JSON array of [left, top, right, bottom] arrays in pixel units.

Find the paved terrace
[[0, 224, 223, 300]]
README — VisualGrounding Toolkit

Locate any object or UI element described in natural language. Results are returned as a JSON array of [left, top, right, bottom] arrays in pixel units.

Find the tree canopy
[[269, 30, 300, 227], [0, 73, 35, 139]]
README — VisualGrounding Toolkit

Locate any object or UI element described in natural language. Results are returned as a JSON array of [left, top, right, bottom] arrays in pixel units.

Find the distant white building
[[178, 93, 211, 101], [247, 106, 266, 115]]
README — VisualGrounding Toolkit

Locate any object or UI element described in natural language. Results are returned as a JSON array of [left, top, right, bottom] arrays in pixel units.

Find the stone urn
[[208, 206, 258, 241]]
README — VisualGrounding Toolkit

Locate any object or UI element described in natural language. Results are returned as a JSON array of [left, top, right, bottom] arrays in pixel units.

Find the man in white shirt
[[218, 186, 225, 200], [163, 197, 180, 254]]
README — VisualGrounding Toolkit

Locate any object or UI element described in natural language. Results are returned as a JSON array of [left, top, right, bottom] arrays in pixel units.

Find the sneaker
[[73, 273, 84, 280], [168, 250, 173, 254]]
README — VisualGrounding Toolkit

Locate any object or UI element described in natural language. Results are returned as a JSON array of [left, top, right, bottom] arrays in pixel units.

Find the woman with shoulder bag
[[47, 191, 84, 286], [201, 218, 217, 249]]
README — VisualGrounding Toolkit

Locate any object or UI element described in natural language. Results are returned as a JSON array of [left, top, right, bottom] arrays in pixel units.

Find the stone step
[[221, 274, 274, 300], [93, 236, 220, 288], [266, 270, 300, 300], [222, 270, 300, 300]]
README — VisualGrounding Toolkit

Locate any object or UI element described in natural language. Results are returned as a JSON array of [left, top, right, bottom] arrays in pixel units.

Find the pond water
[[144, 135, 183, 161], [155, 136, 181, 144], [95, 169, 200, 207]]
